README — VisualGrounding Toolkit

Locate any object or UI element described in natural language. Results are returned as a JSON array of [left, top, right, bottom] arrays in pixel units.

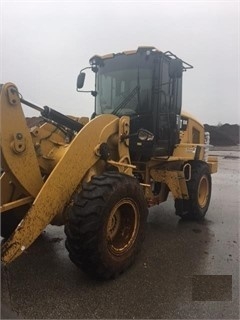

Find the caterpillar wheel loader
[[0, 46, 218, 279]]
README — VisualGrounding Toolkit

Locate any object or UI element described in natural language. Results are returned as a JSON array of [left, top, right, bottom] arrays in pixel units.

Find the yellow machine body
[[0, 48, 218, 268]]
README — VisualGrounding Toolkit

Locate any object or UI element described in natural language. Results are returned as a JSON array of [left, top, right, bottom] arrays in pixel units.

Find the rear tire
[[175, 162, 212, 220], [65, 172, 148, 279]]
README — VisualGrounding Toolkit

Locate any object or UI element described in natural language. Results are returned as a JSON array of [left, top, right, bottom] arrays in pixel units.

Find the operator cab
[[77, 47, 193, 161]]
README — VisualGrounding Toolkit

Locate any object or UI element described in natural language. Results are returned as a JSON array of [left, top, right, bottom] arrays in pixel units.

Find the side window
[[120, 81, 125, 93], [176, 78, 182, 114], [97, 75, 117, 112], [160, 59, 171, 112], [161, 60, 170, 94], [139, 69, 152, 113]]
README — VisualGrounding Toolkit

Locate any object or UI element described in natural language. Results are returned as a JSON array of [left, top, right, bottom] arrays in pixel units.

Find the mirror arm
[[76, 89, 97, 96]]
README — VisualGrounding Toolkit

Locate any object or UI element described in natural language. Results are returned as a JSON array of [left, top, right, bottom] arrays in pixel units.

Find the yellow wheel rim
[[198, 175, 209, 208], [106, 199, 139, 256]]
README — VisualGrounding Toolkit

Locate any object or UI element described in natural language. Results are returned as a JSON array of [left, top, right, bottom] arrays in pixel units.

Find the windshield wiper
[[112, 85, 140, 116]]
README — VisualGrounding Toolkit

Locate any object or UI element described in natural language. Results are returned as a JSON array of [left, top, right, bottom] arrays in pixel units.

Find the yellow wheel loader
[[0, 46, 218, 279]]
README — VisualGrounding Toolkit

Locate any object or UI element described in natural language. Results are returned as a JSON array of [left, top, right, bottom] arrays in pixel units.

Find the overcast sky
[[1, 0, 239, 124]]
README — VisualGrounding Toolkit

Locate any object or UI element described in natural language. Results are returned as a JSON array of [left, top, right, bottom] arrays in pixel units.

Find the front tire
[[175, 162, 212, 220], [65, 172, 148, 279]]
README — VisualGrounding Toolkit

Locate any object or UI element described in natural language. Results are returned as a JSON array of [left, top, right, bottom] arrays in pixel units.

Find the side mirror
[[77, 73, 86, 90], [169, 59, 183, 78]]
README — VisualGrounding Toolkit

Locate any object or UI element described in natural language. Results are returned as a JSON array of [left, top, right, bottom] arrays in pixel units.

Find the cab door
[[153, 56, 183, 157]]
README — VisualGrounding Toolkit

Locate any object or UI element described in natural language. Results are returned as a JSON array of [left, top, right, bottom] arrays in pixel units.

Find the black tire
[[175, 162, 212, 220], [65, 172, 148, 279], [1, 204, 29, 238]]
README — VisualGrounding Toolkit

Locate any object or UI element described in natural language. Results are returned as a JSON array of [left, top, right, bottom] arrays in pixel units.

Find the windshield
[[95, 54, 153, 116]]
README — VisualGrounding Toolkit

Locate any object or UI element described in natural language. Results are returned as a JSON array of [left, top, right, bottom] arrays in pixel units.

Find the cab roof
[[90, 46, 162, 63]]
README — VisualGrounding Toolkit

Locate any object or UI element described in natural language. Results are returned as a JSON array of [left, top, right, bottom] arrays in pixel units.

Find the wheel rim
[[106, 198, 139, 256], [198, 175, 209, 208]]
